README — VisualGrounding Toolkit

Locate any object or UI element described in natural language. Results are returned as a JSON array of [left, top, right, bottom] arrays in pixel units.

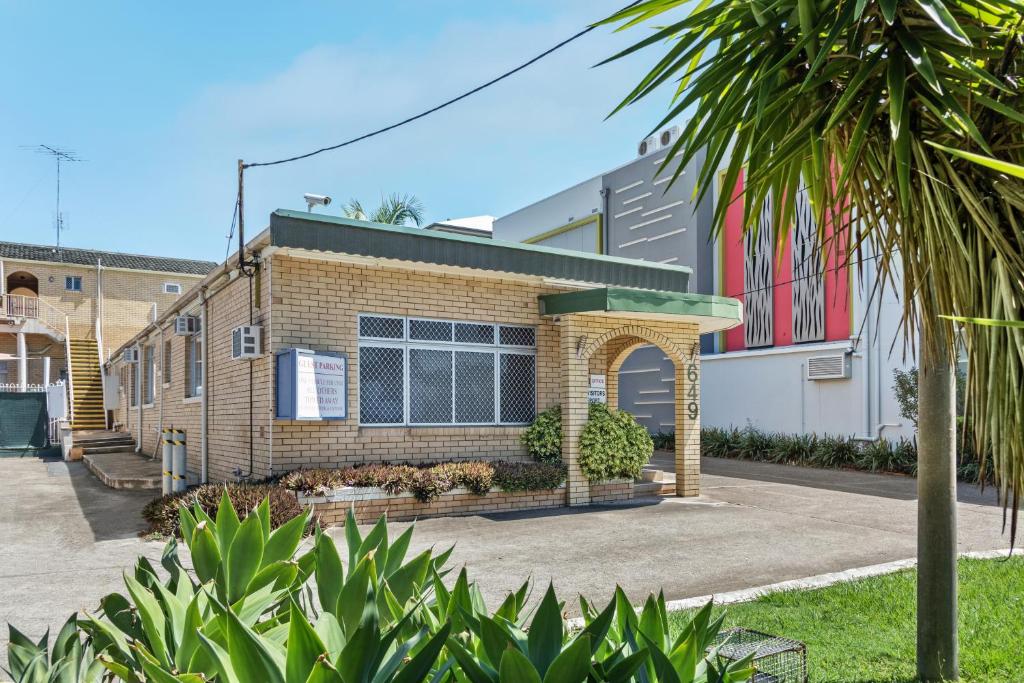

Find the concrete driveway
[[0, 455, 1011, 673], [329, 457, 1010, 614]]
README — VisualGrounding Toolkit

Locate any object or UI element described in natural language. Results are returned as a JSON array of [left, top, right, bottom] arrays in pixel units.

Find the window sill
[[142, 403, 154, 409], [183, 396, 202, 404], [163, 383, 171, 389]]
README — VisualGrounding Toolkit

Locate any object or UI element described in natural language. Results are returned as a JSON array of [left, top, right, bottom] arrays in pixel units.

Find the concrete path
[[336, 457, 1010, 614], [0, 455, 1011, 673], [0, 456, 161, 673]]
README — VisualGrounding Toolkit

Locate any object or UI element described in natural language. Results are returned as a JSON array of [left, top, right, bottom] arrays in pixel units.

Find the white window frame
[[357, 314, 536, 427], [186, 331, 203, 398], [163, 282, 182, 295], [143, 344, 155, 405], [65, 275, 82, 292]]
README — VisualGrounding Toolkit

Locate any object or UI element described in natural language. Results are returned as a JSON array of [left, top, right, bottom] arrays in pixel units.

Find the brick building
[[109, 210, 740, 504], [0, 241, 215, 430]]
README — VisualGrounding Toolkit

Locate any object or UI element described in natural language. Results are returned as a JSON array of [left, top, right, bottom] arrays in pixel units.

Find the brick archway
[[557, 315, 702, 506]]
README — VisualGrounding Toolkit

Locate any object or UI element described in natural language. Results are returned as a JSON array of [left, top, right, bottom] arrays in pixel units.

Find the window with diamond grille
[[359, 346, 404, 424], [409, 349, 453, 424], [499, 353, 536, 423], [499, 325, 536, 347], [410, 319, 453, 342], [358, 314, 535, 426], [359, 315, 405, 339], [455, 351, 495, 423]]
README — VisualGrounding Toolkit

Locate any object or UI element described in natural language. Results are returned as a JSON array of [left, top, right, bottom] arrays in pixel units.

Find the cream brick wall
[[2, 258, 205, 352], [112, 252, 703, 498], [269, 255, 567, 475], [558, 315, 702, 503], [113, 267, 268, 483]]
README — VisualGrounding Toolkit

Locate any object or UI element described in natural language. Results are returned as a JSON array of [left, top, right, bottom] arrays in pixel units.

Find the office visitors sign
[[276, 348, 348, 420]]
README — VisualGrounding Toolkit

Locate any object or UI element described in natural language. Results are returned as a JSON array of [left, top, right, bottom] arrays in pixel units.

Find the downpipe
[[200, 287, 209, 484]]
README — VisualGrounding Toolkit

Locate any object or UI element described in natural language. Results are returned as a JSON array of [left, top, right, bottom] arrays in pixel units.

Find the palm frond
[[600, 0, 1024, 524]]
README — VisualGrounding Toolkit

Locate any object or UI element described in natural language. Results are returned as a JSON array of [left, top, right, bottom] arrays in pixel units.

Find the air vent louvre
[[807, 353, 851, 380]]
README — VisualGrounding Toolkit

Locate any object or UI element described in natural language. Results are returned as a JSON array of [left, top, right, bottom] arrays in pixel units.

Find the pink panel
[[721, 173, 746, 352], [823, 204, 852, 341], [772, 225, 793, 347]]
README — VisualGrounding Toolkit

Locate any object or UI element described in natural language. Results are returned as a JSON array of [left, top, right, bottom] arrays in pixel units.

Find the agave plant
[[4, 615, 105, 683], [7, 493, 753, 682]]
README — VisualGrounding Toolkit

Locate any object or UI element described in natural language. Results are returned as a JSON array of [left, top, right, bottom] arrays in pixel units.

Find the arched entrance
[[558, 318, 702, 506], [5, 271, 39, 317], [540, 285, 742, 507]]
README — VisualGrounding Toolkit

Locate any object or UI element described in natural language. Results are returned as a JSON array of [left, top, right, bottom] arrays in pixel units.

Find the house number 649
[[686, 351, 699, 420]]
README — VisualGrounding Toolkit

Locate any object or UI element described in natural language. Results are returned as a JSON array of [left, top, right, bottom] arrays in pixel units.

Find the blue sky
[[0, 2, 676, 262]]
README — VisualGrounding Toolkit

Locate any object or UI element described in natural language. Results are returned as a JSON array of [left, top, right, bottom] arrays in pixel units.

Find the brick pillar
[[674, 343, 701, 496], [560, 318, 590, 506]]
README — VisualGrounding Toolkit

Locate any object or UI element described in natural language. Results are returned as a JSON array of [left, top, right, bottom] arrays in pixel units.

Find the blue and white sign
[[276, 348, 348, 420]]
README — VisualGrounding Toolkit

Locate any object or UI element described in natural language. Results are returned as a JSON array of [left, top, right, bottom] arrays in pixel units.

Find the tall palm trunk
[[916, 325, 958, 681]]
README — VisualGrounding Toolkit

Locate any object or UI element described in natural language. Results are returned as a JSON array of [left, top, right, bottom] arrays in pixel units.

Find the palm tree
[[599, 2, 1023, 680], [343, 193, 425, 226]]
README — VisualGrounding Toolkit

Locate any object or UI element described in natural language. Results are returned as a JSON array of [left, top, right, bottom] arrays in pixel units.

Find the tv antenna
[[23, 145, 83, 248]]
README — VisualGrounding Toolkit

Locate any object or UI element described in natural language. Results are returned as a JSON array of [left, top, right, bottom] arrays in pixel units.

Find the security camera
[[304, 193, 332, 212]]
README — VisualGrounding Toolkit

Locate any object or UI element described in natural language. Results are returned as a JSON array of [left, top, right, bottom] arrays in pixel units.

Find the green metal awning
[[269, 210, 692, 293], [538, 287, 742, 334]]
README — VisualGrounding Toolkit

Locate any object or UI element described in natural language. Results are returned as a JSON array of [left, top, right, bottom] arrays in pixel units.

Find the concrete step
[[81, 444, 136, 455], [83, 451, 160, 490], [633, 481, 675, 497]]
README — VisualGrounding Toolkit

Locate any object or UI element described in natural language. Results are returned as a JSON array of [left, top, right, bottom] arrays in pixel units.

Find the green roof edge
[[538, 287, 741, 322], [269, 210, 693, 293]]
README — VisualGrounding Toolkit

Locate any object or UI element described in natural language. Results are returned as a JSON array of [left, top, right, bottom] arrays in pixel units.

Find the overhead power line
[[241, 2, 640, 170]]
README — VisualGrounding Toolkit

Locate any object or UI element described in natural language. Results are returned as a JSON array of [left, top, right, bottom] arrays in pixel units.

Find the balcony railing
[[2, 293, 67, 337]]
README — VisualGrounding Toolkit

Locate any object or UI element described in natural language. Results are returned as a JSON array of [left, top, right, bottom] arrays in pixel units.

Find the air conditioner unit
[[231, 325, 263, 360], [807, 353, 852, 380], [122, 347, 139, 363], [637, 134, 660, 157], [658, 125, 682, 150], [174, 315, 200, 336]]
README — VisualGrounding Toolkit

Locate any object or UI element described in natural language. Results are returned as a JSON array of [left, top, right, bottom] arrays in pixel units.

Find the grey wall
[[603, 149, 714, 433]]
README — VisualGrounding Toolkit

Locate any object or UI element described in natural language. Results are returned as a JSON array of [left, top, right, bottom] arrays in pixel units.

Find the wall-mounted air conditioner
[[174, 315, 200, 336], [637, 134, 660, 157], [122, 347, 139, 363], [807, 353, 852, 380], [231, 325, 263, 360], [659, 125, 682, 150]]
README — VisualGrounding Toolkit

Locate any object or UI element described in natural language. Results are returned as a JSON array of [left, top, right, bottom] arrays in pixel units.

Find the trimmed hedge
[[280, 460, 568, 502], [520, 405, 562, 463], [579, 402, 654, 481], [142, 483, 312, 538], [679, 426, 990, 484]]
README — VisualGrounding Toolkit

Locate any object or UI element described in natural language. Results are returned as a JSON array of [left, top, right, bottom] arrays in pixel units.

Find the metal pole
[[200, 288, 209, 484], [171, 429, 187, 493], [161, 428, 173, 495]]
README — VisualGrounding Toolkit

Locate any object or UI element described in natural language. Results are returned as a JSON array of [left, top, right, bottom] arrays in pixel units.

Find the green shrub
[[492, 460, 567, 492], [521, 404, 563, 463], [141, 481, 308, 537], [579, 402, 654, 481], [281, 460, 567, 501], [651, 430, 675, 450], [701, 426, 741, 458], [699, 425, 990, 484]]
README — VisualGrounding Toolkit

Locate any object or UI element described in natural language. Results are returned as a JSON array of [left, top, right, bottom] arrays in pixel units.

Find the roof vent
[[807, 353, 851, 380]]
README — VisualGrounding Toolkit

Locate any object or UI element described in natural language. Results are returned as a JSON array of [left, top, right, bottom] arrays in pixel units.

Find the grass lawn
[[667, 556, 1023, 683]]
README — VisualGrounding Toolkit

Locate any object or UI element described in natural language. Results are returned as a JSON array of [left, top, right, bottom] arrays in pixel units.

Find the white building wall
[[493, 176, 602, 246], [701, 241, 916, 441]]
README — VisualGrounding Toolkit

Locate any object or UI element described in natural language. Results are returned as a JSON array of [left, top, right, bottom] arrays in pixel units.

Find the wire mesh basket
[[709, 627, 807, 683]]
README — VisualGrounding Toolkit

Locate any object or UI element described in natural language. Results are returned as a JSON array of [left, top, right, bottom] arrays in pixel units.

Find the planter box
[[298, 484, 568, 525], [589, 478, 635, 503]]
